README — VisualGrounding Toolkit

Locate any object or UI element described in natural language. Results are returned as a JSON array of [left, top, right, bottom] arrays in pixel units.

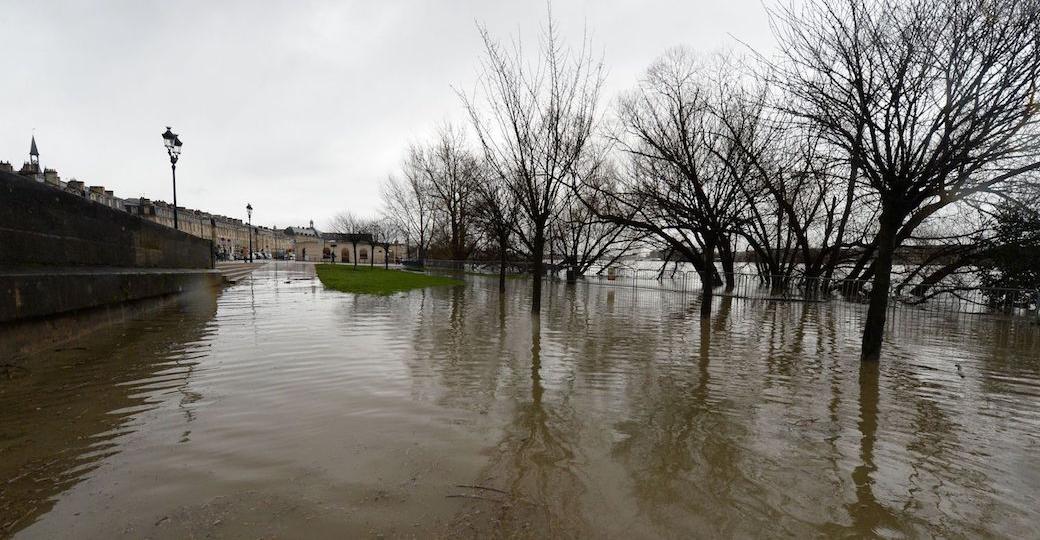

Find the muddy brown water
[[2, 263, 1038, 538]]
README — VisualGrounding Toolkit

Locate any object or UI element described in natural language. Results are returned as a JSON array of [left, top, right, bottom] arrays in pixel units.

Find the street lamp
[[246, 203, 253, 263], [161, 127, 183, 230]]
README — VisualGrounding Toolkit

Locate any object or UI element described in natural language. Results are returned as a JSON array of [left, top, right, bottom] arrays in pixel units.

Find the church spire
[[29, 135, 39, 166]]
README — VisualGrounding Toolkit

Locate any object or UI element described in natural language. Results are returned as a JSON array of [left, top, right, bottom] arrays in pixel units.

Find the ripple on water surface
[[2, 263, 1039, 538]]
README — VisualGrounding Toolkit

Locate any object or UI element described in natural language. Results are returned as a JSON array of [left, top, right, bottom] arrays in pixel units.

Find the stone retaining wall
[[0, 171, 220, 354], [0, 171, 213, 269]]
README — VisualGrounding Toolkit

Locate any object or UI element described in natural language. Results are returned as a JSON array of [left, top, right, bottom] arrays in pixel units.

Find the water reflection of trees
[[846, 361, 901, 535], [403, 282, 525, 414], [0, 290, 218, 536], [607, 297, 768, 537], [490, 315, 586, 536], [431, 280, 1039, 536]]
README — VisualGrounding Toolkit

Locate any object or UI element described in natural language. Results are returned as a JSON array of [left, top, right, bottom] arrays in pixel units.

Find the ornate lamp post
[[246, 203, 253, 263], [161, 127, 184, 230]]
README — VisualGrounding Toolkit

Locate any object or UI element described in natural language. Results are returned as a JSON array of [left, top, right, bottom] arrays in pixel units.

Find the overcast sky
[[0, 1, 775, 229]]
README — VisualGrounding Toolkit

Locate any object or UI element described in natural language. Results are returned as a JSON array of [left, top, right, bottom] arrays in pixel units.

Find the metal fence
[[422, 259, 1040, 320]]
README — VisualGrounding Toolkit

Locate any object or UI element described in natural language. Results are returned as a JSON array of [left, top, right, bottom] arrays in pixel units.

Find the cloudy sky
[[0, 1, 774, 229]]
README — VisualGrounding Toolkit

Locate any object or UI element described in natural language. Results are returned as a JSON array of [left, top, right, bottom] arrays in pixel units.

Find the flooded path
[[2, 263, 1039, 538]]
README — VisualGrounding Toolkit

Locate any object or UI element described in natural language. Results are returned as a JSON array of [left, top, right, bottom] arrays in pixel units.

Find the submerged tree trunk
[[699, 239, 716, 320], [861, 209, 901, 362], [498, 238, 508, 294], [565, 258, 578, 284], [719, 236, 736, 291], [531, 230, 545, 313]]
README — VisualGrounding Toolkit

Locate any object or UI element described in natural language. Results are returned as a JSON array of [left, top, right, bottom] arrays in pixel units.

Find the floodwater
[[2, 263, 1038, 538]]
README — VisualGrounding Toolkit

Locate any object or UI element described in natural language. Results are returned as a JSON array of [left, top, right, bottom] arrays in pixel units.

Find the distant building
[[284, 221, 405, 263], [124, 197, 292, 260], [18, 136, 42, 179]]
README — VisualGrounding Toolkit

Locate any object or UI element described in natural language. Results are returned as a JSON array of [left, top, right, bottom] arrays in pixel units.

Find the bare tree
[[330, 211, 370, 268], [472, 162, 519, 292], [340, 217, 390, 268], [721, 96, 863, 289], [600, 49, 752, 319], [772, 0, 1040, 361], [381, 149, 434, 261], [460, 12, 604, 312], [413, 123, 480, 263], [369, 216, 400, 269], [554, 159, 639, 282]]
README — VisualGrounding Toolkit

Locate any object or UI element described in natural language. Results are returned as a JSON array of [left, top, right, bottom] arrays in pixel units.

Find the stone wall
[[0, 170, 221, 348], [0, 171, 213, 269]]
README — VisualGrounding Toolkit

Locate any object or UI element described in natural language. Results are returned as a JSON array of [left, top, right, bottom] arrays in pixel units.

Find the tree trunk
[[498, 236, 508, 294], [532, 230, 545, 313], [823, 127, 862, 286], [719, 236, 736, 291], [861, 208, 901, 362], [700, 238, 716, 320], [352, 243, 358, 269]]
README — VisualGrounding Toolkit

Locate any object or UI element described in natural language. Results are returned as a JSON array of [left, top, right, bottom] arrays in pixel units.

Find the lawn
[[315, 264, 462, 295]]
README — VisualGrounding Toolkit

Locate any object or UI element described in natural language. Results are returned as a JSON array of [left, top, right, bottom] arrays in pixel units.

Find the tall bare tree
[[472, 162, 519, 292], [720, 96, 863, 288], [460, 13, 604, 312], [381, 149, 434, 261], [554, 159, 639, 282], [413, 123, 480, 262], [600, 49, 752, 319], [772, 0, 1040, 361]]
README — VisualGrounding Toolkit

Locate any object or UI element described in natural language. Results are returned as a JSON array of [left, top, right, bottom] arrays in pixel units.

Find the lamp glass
[[162, 128, 176, 149]]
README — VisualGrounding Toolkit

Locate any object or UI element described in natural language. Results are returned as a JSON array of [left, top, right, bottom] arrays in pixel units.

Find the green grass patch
[[315, 264, 462, 295]]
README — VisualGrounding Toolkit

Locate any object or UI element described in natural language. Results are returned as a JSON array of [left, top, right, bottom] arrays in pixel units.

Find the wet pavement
[[2, 262, 1039, 538]]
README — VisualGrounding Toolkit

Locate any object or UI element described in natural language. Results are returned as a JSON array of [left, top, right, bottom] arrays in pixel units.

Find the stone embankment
[[0, 171, 225, 358]]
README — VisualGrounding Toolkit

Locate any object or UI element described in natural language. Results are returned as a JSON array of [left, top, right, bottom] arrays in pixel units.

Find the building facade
[[284, 224, 406, 264], [122, 198, 292, 260]]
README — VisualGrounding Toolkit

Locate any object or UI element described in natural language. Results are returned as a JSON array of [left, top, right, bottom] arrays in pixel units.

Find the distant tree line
[[373, 0, 1040, 362]]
